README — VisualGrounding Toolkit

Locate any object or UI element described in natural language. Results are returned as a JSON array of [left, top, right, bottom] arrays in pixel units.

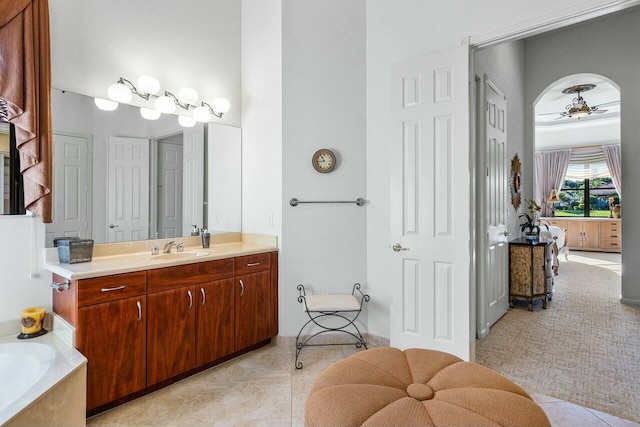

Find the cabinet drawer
[[600, 223, 621, 234], [601, 240, 621, 250], [147, 259, 234, 293], [78, 271, 146, 307], [235, 253, 271, 276]]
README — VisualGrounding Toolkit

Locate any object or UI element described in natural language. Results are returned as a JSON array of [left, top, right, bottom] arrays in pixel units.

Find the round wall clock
[[312, 149, 336, 173], [510, 154, 522, 210]]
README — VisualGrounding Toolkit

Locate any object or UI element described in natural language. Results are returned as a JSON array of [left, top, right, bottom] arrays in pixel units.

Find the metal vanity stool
[[295, 283, 370, 369]]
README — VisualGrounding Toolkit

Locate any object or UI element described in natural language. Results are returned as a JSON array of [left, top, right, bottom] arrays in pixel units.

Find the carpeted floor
[[476, 251, 640, 423]]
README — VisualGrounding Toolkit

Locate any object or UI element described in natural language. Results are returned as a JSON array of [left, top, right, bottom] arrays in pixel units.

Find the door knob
[[503, 231, 511, 236], [109, 224, 119, 228], [392, 243, 409, 252]]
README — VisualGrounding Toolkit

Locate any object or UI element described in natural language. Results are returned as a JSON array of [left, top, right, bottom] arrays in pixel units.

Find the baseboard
[[620, 297, 640, 306]]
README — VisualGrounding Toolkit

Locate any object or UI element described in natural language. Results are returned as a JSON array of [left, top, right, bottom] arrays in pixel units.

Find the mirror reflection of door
[[45, 133, 92, 246], [156, 134, 183, 239], [107, 136, 150, 242]]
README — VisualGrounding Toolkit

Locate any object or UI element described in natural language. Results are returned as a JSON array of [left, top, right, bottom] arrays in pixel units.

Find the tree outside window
[[556, 176, 619, 217]]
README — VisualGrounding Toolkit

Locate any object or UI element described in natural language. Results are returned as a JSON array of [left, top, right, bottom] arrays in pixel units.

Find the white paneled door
[[484, 77, 509, 330], [390, 45, 471, 360], [107, 137, 150, 242], [157, 141, 183, 239], [45, 133, 91, 247]]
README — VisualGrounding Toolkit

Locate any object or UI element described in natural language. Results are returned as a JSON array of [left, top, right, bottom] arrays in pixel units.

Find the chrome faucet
[[176, 243, 185, 252], [163, 241, 177, 254]]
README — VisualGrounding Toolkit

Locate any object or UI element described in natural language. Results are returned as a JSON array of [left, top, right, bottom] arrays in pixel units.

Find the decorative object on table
[[547, 188, 560, 217], [612, 205, 621, 218], [17, 307, 48, 339], [57, 239, 94, 264], [312, 149, 336, 173], [510, 154, 522, 210], [201, 226, 210, 248], [519, 199, 549, 240], [190, 225, 200, 236]]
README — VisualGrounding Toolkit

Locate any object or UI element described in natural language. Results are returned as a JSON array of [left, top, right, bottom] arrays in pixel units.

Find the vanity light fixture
[[140, 107, 161, 120], [193, 98, 231, 122], [97, 75, 231, 125], [94, 97, 118, 111], [178, 115, 196, 127]]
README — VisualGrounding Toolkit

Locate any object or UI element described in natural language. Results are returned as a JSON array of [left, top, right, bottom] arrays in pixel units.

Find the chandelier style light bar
[[96, 75, 230, 127]]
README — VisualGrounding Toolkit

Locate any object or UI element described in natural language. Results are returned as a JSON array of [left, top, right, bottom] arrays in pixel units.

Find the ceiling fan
[[539, 83, 615, 120]]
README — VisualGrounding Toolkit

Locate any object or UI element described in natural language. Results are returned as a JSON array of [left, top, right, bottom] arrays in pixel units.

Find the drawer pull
[[187, 290, 193, 309], [239, 279, 245, 297], [247, 262, 261, 267], [101, 285, 126, 292], [136, 301, 142, 322], [610, 235, 618, 238], [201, 287, 206, 306]]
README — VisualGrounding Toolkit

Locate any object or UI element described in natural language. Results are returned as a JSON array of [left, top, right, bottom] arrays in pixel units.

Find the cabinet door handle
[[101, 285, 126, 292], [136, 301, 142, 322], [239, 279, 245, 297], [200, 287, 206, 306], [187, 290, 193, 309], [247, 262, 261, 267]]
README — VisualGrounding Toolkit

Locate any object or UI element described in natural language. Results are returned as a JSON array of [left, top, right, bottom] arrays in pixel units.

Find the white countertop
[[542, 217, 620, 221], [45, 233, 278, 280]]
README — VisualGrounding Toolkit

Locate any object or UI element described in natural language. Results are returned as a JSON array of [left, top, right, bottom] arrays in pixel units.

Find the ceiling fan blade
[[591, 109, 608, 114], [594, 100, 619, 108], [537, 111, 565, 116]]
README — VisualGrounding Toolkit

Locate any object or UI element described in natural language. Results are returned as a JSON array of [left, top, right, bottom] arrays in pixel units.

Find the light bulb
[[155, 95, 176, 114], [140, 107, 161, 120], [94, 97, 118, 111], [178, 115, 196, 127], [211, 98, 230, 114], [193, 105, 212, 123], [107, 82, 133, 103], [137, 75, 160, 95], [178, 88, 199, 105]]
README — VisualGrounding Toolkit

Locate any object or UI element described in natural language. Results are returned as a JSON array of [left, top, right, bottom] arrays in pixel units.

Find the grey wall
[[524, 8, 640, 304], [473, 41, 526, 337]]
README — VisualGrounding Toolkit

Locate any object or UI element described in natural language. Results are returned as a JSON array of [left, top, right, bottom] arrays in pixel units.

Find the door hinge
[[486, 167, 489, 177]]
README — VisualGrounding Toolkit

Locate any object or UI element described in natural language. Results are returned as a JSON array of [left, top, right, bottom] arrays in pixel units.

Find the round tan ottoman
[[305, 347, 550, 427]]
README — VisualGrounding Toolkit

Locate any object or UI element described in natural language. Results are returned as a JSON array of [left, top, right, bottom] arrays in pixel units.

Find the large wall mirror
[[38, 89, 241, 247]]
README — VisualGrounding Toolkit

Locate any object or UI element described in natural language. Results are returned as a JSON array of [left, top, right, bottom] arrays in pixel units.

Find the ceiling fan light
[[137, 75, 160, 95], [178, 115, 196, 128], [94, 97, 118, 111], [155, 95, 176, 114], [140, 107, 161, 120], [107, 82, 133, 103]]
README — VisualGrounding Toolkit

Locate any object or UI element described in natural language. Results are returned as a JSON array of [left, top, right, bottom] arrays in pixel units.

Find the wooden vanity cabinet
[[235, 253, 273, 350], [146, 259, 234, 385], [52, 250, 278, 414], [53, 271, 147, 412]]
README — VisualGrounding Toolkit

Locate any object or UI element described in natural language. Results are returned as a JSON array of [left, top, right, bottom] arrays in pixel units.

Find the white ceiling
[[535, 74, 621, 150]]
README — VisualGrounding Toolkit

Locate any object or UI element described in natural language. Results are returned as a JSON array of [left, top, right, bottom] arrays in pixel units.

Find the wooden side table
[[508, 237, 554, 311]]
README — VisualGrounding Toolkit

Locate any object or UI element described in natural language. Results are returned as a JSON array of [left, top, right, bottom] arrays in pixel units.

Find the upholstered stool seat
[[305, 347, 550, 427]]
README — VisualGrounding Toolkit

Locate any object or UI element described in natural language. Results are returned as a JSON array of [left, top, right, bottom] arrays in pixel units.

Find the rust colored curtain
[[0, 0, 52, 222]]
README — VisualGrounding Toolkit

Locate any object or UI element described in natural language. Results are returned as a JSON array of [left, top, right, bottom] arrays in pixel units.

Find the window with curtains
[[555, 146, 620, 217]]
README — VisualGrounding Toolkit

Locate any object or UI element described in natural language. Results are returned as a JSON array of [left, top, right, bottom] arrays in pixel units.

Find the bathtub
[[0, 333, 86, 426]]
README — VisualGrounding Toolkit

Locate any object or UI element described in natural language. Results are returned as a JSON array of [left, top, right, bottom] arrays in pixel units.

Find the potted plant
[[519, 199, 549, 240]]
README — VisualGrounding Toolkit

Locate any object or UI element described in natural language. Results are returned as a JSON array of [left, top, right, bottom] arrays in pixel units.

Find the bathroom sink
[[148, 250, 211, 261]]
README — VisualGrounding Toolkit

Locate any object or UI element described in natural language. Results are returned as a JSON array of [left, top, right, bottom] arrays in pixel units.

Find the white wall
[[49, 1, 241, 127], [0, 216, 50, 333], [365, 0, 636, 339], [523, 8, 640, 304], [278, 0, 367, 336]]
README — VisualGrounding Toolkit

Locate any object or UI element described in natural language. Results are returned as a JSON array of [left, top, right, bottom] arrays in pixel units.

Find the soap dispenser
[[190, 225, 200, 236], [201, 227, 210, 248]]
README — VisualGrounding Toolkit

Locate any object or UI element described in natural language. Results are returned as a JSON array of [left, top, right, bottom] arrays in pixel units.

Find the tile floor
[[87, 341, 639, 427]]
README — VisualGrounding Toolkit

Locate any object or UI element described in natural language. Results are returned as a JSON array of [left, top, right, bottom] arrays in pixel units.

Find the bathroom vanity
[[45, 233, 278, 415]]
